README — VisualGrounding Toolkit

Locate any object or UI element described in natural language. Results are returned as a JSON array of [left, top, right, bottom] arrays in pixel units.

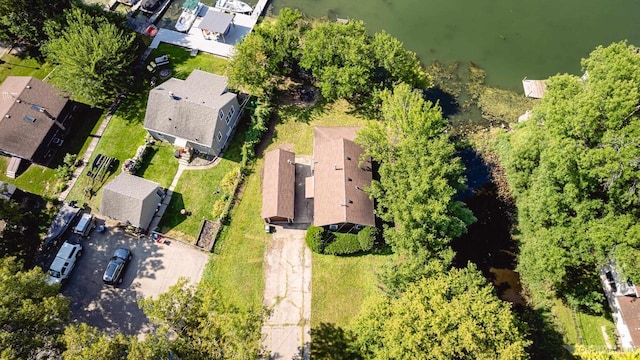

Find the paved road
[[261, 226, 311, 359]]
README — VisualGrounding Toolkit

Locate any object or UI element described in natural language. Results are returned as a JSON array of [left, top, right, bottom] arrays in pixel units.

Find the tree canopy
[[228, 9, 429, 102], [0, 256, 70, 359], [44, 8, 137, 107], [350, 265, 530, 359], [496, 41, 640, 309], [0, 0, 70, 46]]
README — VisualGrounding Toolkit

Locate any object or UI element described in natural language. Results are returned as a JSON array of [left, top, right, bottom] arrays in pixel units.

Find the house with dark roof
[[143, 70, 241, 157], [0, 76, 75, 165], [261, 148, 295, 223], [306, 127, 375, 232], [100, 173, 164, 231]]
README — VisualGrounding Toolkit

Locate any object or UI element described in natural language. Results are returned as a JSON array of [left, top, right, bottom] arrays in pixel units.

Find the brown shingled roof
[[261, 148, 295, 222], [617, 289, 640, 347], [312, 127, 375, 227], [0, 77, 69, 160]]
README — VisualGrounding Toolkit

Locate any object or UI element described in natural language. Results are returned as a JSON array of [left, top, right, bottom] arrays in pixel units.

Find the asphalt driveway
[[62, 224, 209, 336]]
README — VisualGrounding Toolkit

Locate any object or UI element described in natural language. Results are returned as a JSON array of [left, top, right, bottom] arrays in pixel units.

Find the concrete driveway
[[62, 225, 209, 336]]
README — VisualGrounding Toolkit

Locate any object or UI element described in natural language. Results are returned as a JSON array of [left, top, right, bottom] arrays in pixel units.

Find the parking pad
[[62, 227, 209, 336]]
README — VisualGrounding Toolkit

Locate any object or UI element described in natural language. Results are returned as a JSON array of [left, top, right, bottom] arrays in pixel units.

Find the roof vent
[[24, 115, 36, 123], [346, 156, 351, 161], [4, 114, 9, 118], [26, 85, 31, 89], [15, 99, 21, 103]]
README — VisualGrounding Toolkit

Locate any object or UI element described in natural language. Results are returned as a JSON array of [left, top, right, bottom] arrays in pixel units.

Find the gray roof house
[[100, 173, 164, 230], [143, 70, 241, 157]]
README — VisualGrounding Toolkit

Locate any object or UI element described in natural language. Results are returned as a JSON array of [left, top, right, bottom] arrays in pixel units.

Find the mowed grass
[[65, 97, 149, 210], [201, 165, 267, 310], [136, 142, 179, 189], [311, 252, 386, 328], [0, 157, 58, 197], [148, 43, 229, 80], [160, 159, 238, 242], [270, 99, 369, 155], [0, 52, 54, 82], [552, 300, 614, 346]]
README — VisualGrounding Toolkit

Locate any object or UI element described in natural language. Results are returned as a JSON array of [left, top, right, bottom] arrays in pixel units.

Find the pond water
[[272, 0, 640, 91]]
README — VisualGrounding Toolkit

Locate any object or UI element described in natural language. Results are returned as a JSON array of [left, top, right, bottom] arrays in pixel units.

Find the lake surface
[[272, 0, 640, 91]]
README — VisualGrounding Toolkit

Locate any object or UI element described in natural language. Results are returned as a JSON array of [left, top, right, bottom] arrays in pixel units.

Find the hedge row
[[305, 225, 378, 255]]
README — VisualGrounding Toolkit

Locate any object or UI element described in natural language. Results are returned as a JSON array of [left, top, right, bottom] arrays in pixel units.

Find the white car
[[46, 241, 82, 286]]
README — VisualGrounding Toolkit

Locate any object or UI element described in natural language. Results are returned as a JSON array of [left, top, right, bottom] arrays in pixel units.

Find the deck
[[522, 78, 547, 99], [150, 0, 269, 58]]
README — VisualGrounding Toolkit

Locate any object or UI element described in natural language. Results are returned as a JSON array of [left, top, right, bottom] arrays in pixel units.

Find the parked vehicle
[[103, 248, 132, 286], [74, 213, 95, 237], [46, 241, 82, 285]]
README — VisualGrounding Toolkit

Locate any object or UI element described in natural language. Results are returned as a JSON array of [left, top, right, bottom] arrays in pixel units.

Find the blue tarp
[[43, 204, 80, 244]]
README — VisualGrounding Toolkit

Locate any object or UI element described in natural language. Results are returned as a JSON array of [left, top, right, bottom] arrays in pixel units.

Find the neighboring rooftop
[[144, 70, 236, 146], [312, 127, 375, 228], [616, 289, 640, 348], [0, 76, 69, 160]]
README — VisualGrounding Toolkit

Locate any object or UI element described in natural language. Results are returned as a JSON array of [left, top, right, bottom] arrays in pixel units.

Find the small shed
[[522, 78, 547, 99], [101, 173, 164, 231], [198, 10, 235, 43], [261, 149, 295, 223]]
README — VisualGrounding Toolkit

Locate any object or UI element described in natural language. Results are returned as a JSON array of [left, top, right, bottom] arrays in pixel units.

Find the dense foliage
[[350, 266, 530, 359], [44, 8, 137, 107], [0, 0, 70, 46], [0, 197, 46, 268], [0, 257, 70, 359], [305, 226, 377, 255], [496, 41, 640, 309], [356, 83, 475, 292], [228, 8, 429, 102], [138, 278, 264, 359]]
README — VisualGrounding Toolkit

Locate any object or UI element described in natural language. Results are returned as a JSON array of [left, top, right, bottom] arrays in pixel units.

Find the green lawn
[[148, 43, 229, 81], [552, 300, 614, 347], [0, 52, 54, 82], [135, 142, 179, 189], [201, 165, 267, 310], [0, 157, 58, 198], [311, 252, 387, 328], [271, 99, 369, 155]]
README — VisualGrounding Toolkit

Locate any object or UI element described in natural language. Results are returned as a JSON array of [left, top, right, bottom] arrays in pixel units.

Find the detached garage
[[261, 148, 295, 223]]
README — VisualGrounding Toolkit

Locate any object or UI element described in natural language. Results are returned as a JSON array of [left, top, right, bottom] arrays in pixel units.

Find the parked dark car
[[103, 248, 132, 286]]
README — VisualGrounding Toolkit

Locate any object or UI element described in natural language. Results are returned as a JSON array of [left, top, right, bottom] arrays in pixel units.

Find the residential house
[[306, 127, 375, 232], [100, 173, 164, 231], [0, 76, 75, 165], [261, 148, 295, 223], [143, 70, 241, 157], [601, 261, 640, 349]]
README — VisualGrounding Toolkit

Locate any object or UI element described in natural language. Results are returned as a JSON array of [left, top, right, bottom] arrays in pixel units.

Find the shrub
[[305, 226, 324, 253], [357, 226, 378, 251], [324, 232, 361, 255]]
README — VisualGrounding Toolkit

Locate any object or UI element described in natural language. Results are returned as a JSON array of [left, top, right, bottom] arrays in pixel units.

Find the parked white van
[[74, 213, 95, 237], [46, 241, 82, 285]]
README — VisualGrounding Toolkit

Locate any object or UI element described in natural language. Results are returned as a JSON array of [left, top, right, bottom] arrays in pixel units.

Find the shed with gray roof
[[100, 173, 164, 230], [143, 70, 241, 157]]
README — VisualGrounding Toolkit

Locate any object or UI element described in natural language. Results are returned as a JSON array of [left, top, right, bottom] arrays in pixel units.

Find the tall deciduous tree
[[0, 197, 45, 268], [357, 83, 475, 255], [138, 278, 264, 360], [300, 21, 373, 101], [370, 31, 430, 90], [0, 0, 70, 46], [0, 256, 70, 359], [351, 266, 530, 359], [62, 323, 129, 360], [228, 8, 306, 96], [44, 8, 137, 107], [497, 41, 640, 308]]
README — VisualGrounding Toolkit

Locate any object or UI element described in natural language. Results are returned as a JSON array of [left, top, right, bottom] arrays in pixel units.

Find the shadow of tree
[[306, 322, 362, 360]]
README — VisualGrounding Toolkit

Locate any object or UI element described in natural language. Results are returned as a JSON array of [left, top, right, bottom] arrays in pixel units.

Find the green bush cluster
[[305, 225, 378, 255], [305, 226, 324, 253]]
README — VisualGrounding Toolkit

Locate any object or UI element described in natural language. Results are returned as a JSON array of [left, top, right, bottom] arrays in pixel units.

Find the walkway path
[[261, 226, 311, 360]]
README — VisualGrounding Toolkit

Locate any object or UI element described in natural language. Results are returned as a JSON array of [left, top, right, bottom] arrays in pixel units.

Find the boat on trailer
[[175, 0, 203, 32], [215, 0, 252, 14]]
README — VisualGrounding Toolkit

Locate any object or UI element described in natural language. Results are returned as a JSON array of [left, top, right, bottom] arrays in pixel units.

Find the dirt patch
[[196, 219, 219, 251]]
